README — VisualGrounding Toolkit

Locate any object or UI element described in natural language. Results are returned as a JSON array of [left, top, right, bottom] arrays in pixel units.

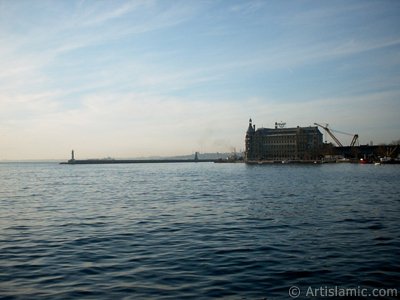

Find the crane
[[314, 123, 359, 147], [349, 134, 359, 147]]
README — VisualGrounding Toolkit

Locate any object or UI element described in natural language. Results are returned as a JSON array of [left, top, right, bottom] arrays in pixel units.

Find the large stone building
[[245, 119, 323, 162]]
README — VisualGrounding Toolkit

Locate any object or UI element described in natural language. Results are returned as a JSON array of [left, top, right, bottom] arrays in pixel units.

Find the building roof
[[255, 126, 321, 135]]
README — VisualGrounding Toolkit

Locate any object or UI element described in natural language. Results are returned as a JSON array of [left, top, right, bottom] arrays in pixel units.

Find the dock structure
[[327, 144, 400, 161], [60, 151, 215, 165], [61, 159, 215, 165]]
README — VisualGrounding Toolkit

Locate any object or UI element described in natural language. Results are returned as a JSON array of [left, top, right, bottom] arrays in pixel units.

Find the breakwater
[[60, 159, 215, 165]]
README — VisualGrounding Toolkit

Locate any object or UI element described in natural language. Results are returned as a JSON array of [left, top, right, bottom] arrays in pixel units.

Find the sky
[[1, 0, 400, 160]]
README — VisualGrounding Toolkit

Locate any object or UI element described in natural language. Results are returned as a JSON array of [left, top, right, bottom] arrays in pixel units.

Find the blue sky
[[1, 0, 399, 159]]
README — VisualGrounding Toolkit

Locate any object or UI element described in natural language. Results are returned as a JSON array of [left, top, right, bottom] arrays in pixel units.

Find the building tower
[[245, 118, 255, 161]]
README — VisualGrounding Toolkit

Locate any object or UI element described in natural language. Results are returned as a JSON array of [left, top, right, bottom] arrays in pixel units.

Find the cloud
[[1, 86, 399, 159], [79, 1, 144, 27], [229, 1, 266, 14], [1, 1, 399, 159]]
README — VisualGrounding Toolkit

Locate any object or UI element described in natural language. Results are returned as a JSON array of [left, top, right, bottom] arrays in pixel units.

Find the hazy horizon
[[0, 151, 235, 162], [1, 0, 400, 160]]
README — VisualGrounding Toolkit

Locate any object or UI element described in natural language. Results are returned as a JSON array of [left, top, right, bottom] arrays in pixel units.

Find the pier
[[60, 151, 215, 165], [60, 159, 215, 165], [328, 144, 400, 161]]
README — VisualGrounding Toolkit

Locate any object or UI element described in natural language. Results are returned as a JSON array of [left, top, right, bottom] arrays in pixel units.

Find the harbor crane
[[314, 123, 359, 147]]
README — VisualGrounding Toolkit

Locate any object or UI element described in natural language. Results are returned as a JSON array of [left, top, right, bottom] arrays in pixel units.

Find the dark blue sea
[[0, 162, 399, 299]]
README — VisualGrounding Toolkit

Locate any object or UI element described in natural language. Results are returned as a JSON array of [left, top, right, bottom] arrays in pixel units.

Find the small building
[[245, 119, 323, 162]]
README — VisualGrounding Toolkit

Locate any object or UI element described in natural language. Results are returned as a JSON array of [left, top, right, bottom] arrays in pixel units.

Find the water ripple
[[0, 163, 399, 299]]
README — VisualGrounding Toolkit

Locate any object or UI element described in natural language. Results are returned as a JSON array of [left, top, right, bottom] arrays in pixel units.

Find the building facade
[[245, 119, 323, 162]]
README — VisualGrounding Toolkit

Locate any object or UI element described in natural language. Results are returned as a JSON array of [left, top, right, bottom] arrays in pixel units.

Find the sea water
[[0, 162, 399, 299]]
